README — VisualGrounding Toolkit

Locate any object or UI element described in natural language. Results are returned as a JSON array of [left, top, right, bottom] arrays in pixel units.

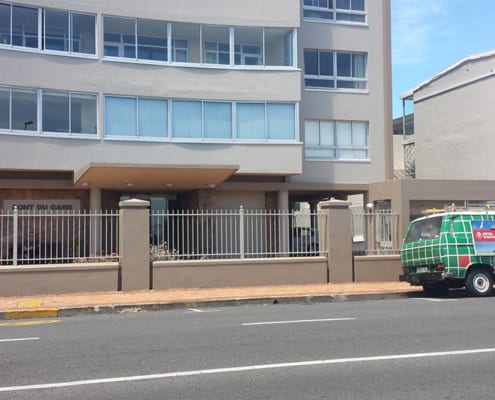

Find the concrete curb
[[0, 291, 419, 320]]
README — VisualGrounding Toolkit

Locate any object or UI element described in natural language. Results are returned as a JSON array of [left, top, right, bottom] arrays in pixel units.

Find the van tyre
[[465, 268, 493, 297]]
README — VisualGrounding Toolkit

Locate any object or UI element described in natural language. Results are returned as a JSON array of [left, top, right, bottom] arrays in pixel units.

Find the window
[[44, 9, 95, 54], [137, 19, 167, 61], [267, 103, 295, 139], [303, 0, 366, 23], [234, 27, 262, 66], [237, 103, 295, 140], [0, 87, 38, 131], [0, 87, 10, 129], [9, 3, 38, 48], [104, 96, 168, 138], [237, 103, 265, 139], [171, 100, 202, 138], [103, 16, 136, 58], [42, 91, 97, 134], [11, 88, 37, 131], [304, 50, 367, 90], [0, 3, 12, 45], [203, 102, 232, 138], [103, 96, 296, 142], [0, 3, 95, 54], [171, 22, 197, 62], [304, 120, 368, 160], [203, 26, 229, 65]]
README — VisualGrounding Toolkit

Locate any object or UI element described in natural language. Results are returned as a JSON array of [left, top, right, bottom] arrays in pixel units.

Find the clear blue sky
[[391, 0, 495, 118]]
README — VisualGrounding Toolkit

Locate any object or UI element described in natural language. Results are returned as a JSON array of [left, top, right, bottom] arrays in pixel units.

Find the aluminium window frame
[[303, 0, 366, 24], [304, 119, 369, 160], [42, 8, 96, 55], [304, 49, 367, 90], [41, 89, 98, 135]]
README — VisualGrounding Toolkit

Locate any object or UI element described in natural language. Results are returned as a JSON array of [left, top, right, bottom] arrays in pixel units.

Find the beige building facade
[[0, 0, 392, 213]]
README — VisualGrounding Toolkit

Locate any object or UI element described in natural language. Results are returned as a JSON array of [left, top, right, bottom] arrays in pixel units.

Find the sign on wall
[[3, 199, 81, 212]]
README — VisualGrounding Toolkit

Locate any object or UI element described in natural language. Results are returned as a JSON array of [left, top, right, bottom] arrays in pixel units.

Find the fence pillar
[[320, 200, 353, 283], [119, 199, 150, 291]]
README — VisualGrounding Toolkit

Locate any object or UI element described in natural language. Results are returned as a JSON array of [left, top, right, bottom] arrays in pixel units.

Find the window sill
[[304, 87, 369, 95], [302, 18, 368, 28], [101, 56, 298, 71], [0, 44, 97, 59]]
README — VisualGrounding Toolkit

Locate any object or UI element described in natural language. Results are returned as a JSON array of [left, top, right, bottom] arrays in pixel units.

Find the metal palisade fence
[[150, 207, 326, 260], [351, 209, 400, 255], [0, 206, 398, 264], [0, 207, 119, 265]]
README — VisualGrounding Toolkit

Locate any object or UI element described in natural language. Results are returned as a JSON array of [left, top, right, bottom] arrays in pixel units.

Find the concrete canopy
[[74, 163, 239, 191]]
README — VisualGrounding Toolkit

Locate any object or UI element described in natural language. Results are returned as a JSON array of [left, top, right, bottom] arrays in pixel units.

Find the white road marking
[[185, 309, 221, 313], [242, 317, 356, 326], [2, 347, 495, 392], [413, 298, 458, 302], [0, 337, 39, 343]]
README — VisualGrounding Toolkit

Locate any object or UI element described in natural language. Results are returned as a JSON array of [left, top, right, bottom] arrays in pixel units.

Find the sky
[[391, 0, 495, 118]]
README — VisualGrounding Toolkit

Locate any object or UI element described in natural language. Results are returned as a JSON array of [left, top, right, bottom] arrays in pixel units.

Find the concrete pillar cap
[[119, 198, 150, 208]]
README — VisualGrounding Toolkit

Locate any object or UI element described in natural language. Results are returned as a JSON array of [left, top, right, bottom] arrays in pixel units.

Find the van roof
[[411, 211, 495, 223]]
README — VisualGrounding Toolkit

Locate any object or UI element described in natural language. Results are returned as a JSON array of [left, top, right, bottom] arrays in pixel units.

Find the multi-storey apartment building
[[0, 0, 392, 214]]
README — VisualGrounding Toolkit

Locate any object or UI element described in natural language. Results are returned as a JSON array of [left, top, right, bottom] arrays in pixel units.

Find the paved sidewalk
[[0, 282, 421, 320]]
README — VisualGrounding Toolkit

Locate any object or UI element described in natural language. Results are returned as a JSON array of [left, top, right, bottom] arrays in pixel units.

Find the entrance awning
[[74, 163, 239, 191]]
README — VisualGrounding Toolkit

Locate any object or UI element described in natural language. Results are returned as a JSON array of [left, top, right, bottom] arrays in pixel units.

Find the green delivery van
[[400, 211, 495, 297]]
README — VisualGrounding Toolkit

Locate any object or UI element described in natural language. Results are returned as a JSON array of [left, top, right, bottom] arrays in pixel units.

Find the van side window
[[405, 216, 442, 243]]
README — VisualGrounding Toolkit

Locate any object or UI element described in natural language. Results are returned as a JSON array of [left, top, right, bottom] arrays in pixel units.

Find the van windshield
[[404, 216, 443, 243]]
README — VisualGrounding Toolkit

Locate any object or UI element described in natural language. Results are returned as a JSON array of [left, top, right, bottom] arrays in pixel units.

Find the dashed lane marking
[[0, 337, 39, 343], [242, 317, 356, 326]]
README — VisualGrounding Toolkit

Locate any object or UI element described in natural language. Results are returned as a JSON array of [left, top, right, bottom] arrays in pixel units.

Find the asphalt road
[[2, 296, 495, 399]]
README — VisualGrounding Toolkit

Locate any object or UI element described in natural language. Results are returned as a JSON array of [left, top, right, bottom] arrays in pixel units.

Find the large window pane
[[0, 3, 11, 45], [337, 52, 351, 76], [137, 19, 167, 61], [304, 120, 320, 145], [236, 103, 265, 139], [138, 98, 167, 137], [44, 9, 68, 51], [204, 102, 231, 138], [267, 103, 294, 139], [105, 97, 136, 136], [0, 87, 9, 129], [304, 50, 318, 75], [353, 53, 366, 77], [202, 26, 229, 65], [171, 23, 199, 63], [352, 121, 367, 145], [71, 13, 95, 54], [11, 89, 37, 131], [103, 16, 135, 58], [265, 28, 293, 67], [71, 93, 97, 134], [42, 91, 69, 132], [336, 121, 352, 145], [172, 101, 201, 138], [12, 5, 38, 48], [319, 51, 333, 76], [234, 27, 262, 66], [320, 121, 335, 145]]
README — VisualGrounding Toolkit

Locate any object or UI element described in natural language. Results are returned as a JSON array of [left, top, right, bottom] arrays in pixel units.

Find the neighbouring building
[[369, 50, 495, 238], [0, 0, 392, 215], [400, 50, 495, 181]]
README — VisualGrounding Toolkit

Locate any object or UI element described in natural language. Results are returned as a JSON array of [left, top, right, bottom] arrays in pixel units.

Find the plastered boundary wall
[[0, 200, 401, 296]]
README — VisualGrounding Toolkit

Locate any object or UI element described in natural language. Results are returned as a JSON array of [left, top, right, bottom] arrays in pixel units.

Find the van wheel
[[422, 282, 449, 297], [465, 268, 493, 297]]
